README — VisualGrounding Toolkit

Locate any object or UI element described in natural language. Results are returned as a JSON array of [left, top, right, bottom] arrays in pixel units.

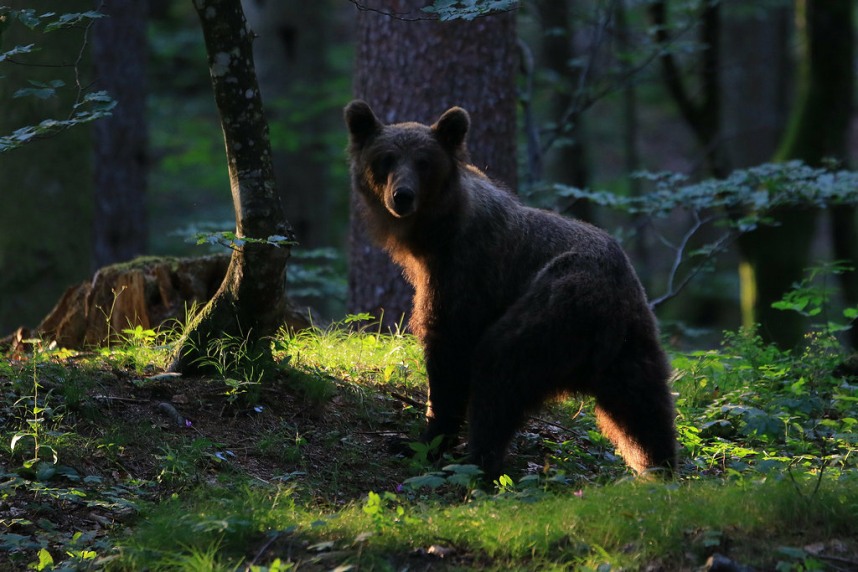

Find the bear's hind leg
[[593, 356, 677, 475]]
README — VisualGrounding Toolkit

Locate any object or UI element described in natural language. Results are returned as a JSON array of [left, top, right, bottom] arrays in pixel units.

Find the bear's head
[[344, 100, 470, 219]]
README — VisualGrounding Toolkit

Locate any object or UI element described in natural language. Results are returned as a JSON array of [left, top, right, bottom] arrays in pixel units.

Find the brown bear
[[344, 100, 677, 479]]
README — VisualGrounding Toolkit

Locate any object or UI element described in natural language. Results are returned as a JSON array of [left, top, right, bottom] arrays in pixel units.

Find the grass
[[1, 319, 857, 570], [112, 475, 858, 570]]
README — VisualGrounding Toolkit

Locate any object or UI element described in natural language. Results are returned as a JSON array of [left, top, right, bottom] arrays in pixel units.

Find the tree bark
[[170, 0, 294, 374], [91, 0, 149, 269], [348, 0, 518, 328]]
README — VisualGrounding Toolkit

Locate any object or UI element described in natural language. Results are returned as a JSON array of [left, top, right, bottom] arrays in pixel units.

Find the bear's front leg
[[419, 340, 471, 456]]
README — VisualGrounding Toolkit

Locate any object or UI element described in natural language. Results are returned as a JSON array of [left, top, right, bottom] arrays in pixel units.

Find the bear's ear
[[432, 107, 470, 153], [344, 100, 382, 148]]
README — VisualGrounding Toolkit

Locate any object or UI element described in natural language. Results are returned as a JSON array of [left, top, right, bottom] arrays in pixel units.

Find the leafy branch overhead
[[552, 162, 858, 308], [556, 162, 858, 219], [0, 8, 114, 153], [193, 231, 297, 251], [346, 0, 517, 21], [422, 0, 518, 21]]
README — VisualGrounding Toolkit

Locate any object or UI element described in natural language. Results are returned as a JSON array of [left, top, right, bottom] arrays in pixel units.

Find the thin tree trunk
[[91, 0, 149, 269], [535, 0, 591, 222], [170, 0, 293, 374], [348, 0, 517, 328]]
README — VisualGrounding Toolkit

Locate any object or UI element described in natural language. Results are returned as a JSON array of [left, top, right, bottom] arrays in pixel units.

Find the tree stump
[[2, 255, 309, 350]]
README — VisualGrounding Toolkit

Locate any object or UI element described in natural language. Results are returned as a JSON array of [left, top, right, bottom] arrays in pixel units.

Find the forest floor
[[2, 328, 858, 571]]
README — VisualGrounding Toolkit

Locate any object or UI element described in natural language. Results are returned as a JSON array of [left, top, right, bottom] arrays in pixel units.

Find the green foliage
[[771, 261, 858, 335], [192, 230, 296, 251], [285, 247, 347, 304], [551, 162, 858, 306], [558, 161, 858, 221], [362, 490, 419, 530], [156, 438, 232, 486], [673, 276, 858, 478], [117, 475, 858, 571], [3, 296, 858, 569], [0, 7, 115, 152], [422, 0, 518, 21], [9, 343, 59, 472]]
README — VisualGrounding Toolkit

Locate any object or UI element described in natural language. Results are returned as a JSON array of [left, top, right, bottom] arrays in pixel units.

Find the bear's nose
[[392, 187, 416, 215]]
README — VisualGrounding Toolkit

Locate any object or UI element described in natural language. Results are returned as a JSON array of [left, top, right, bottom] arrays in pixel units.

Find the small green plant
[[156, 438, 224, 485], [191, 331, 268, 403], [113, 323, 170, 372], [10, 342, 58, 471], [406, 434, 444, 468], [95, 285, 127, 349], [772, 261, 858, 336], [361, 490, 418, 530]]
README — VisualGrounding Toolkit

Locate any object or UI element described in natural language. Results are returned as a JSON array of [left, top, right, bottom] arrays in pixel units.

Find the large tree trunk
[[740, 0, 855, 348], [170, 0, 293, 374], [91, 0, 149, 269], [348, 0, 518, 328]]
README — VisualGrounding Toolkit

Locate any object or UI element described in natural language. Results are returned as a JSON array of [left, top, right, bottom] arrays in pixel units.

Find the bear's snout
[[390, 186, 417, 217]]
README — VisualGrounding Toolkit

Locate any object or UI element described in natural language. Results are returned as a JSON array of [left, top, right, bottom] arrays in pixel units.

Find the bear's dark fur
[[345, 100, 677, 478]]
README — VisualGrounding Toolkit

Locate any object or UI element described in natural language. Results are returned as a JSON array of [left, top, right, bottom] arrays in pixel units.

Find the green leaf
[[13, 9, 41, 30], [34, 547, 54, 571], [0, 43, 36, 62], [43, 10, 106, 32], [403, 473, 447, 489]]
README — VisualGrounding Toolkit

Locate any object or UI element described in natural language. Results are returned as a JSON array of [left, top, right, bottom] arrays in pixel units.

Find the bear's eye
[[375, 153, 396, 174]]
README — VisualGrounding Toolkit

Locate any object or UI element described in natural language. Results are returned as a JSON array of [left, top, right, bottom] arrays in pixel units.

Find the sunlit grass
[[276, 317, 426, 391], [114, 473, 858, 571]]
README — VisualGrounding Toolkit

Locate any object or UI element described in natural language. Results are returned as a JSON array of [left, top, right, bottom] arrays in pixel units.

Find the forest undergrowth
[[2, 289, 858, 571]]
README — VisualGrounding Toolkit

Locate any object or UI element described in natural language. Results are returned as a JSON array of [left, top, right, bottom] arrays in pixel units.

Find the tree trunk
[[348, 0, 518, 328], [740, 0, 855, 349], [170, 0, 293, 374], [534, 0, 592, 222], [91, 0, 149, 269]]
